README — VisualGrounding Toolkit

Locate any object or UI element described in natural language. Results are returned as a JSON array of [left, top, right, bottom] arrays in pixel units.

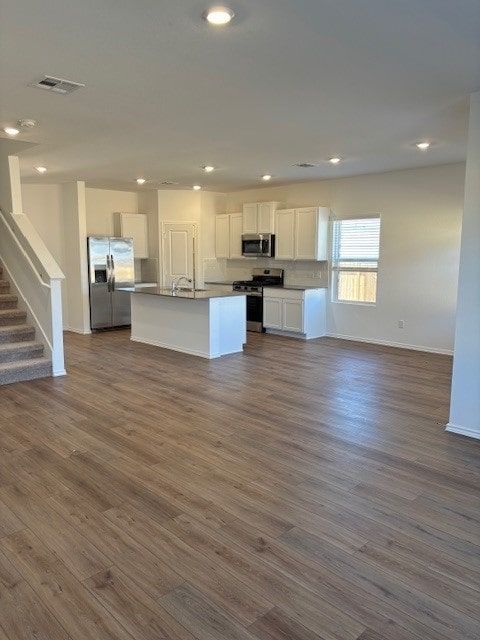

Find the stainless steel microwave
[[242, 233, 275, 257]]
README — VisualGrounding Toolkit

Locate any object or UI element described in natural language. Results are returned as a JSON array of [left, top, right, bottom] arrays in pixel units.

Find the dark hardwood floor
[[0, 329, 479, 640]]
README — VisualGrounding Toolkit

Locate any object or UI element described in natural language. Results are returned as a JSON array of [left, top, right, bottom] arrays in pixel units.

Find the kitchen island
[[123, 286, 246, 359]]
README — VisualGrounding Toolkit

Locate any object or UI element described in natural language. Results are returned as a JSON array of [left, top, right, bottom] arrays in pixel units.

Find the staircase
[[0, 266, 52, 385]]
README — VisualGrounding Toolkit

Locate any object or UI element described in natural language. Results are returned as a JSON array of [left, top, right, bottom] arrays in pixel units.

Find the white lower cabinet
[[263, 287, 326, 338]]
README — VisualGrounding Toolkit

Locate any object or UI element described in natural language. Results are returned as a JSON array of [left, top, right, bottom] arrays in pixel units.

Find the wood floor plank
[[159, 583, 262, 640], [280, 526, 479, 640], [0, 482, 111, 581], [163, 514, 365, 640], [47, 489, 185, 600], [0, 529, 135, 640], [103, 504, 274, 626], [0, 497, 25, 538], [249, 607, 329, 640], [0, 330, 477, 640], [84, 567, 196, 640], [217, 517, 451, 640]]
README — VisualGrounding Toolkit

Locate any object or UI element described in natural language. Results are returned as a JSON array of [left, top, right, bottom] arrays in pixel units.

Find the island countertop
[[119, 286, 246, 300]]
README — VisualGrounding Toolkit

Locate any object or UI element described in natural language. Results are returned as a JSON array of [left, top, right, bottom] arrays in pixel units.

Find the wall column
[[447, 92, 480, 439], [62, 181, 90, 333]]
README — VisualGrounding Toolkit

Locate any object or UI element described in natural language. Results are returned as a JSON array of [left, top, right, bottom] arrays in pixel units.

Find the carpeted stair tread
[[0, 279, 10, 292], [0, 340, 44, 363], [0, 324, 36, 342], [0, 308, 27, 325], [0, 357, 52, 385], [0, 293, 18, 309]]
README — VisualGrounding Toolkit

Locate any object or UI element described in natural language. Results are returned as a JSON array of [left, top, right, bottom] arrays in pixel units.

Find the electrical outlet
[[398, 320, 404, 329]]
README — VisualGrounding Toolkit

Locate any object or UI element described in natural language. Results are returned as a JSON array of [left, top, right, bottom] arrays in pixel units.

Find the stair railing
[[0, 206, 66, 376]]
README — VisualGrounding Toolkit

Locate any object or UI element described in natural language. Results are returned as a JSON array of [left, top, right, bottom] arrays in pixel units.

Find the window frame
[[330, 215, 381, 306]]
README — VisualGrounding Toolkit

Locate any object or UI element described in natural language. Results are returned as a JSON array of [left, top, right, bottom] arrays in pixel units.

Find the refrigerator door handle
[[106, 254, 112, 292], [110, 254, 115, 291]]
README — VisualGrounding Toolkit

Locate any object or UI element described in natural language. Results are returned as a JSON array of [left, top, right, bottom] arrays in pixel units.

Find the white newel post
[[50, 278, 66, 376]]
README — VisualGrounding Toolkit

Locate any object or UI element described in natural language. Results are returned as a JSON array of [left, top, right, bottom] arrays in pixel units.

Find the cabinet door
[[295, 208, 318, 260], [119, 213, 148, 259], [263, 297, 283, 329], [257, 202, 275, 234], [215, 214, 230, 258], [229, 213, 243, 259], [283, 299, 304, 333], [243, 203, 258, 234], [275, 210, 296, 260]]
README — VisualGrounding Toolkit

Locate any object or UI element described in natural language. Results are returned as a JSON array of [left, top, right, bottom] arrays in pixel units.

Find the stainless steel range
[[233, 268, 284, 332]]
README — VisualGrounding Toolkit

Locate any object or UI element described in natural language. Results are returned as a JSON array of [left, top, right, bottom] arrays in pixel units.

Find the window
[[332, 217, 381, 304]]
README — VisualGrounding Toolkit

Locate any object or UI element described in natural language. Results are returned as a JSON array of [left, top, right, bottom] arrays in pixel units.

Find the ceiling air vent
[[30, 75, 86, 95], [294, 162, 317, 168], [160, 181, 179, 186]]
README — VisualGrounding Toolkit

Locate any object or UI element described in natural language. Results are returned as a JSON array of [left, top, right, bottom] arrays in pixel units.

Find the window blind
[[332, 217, 380, 272]]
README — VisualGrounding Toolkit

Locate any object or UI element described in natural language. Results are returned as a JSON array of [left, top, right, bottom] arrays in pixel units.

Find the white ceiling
[[1, 0, 479, 192]]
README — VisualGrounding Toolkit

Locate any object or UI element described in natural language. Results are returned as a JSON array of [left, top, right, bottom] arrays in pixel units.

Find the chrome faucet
[[171, 276, 192, 291]]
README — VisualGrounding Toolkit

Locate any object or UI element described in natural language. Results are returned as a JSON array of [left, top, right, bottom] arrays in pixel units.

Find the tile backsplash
[[208, 258, 329, 287]]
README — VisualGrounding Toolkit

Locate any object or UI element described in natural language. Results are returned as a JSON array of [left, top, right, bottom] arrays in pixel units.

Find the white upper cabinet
[[114, 212, 149, 259], [229, 212, 243, 259], [275, 206, 329, 261], [215, 214, 230, 258], [215, 213, 243, 259], [242, 202, 282, 234], [275, 209, 296, 259]]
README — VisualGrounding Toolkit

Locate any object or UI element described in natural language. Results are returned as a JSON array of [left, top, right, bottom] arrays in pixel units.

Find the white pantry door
[[162, 223, 196, 287]]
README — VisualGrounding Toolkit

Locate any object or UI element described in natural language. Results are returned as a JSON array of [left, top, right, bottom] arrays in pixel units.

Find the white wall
[[448, 93, 480, 439], [85, 187, 138, 236], [22, 184, 65, 268], [61, 182, 90, 333], [0, 139, 31, 215], [226, 163, 465, 353]]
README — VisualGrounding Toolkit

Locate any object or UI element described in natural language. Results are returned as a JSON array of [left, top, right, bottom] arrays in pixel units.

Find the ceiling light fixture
[[203, 165, 215, 172], [136, 178, 146, 185], [36, 166, 47, 173], [4, 127, 20, 136], [328, 157, 341, 164], [193, 185, 202, 190], [416, 142, 430, 150], [262, 174, 272, 181], [203, 6, 234, 25], [18, 119, 36, 129]]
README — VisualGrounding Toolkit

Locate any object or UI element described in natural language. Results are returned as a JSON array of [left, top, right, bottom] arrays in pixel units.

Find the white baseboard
[[52, 368, 67, 377], [325, 332, 453, 356], [63, 327, 92, 335], [130, 335, 216, 359], [445, 423, 480, 440]]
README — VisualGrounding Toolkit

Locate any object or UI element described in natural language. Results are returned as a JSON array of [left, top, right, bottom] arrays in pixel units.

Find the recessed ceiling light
[[203, 165, 215, 172], [328, 157, 341, 164], [136, 178, 146, 185], [203, 6, 234, 25], [262, 175, 272, 181], [4, 127, 20, 136], [193, 185, 202, 190], [416, 142, 430, 150], [36, 166, 47, 173]]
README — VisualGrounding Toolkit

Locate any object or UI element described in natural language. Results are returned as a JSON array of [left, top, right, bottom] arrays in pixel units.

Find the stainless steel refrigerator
[[87, 236, 134, 330]]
